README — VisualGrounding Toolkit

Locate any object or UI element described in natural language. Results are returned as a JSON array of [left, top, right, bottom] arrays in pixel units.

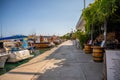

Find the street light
[[84, 0, 86, 10]]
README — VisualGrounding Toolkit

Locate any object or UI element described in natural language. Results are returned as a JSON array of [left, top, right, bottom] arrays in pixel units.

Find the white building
[[76, 16, 86, 32]]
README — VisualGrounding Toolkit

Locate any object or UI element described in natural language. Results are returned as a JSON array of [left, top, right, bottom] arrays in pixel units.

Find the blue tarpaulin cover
[[21, 38, 28, 49], [0, 35, 28, 40]]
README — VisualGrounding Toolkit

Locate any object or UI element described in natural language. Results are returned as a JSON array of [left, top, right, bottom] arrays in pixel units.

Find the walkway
[[0, 40, 103, 80]]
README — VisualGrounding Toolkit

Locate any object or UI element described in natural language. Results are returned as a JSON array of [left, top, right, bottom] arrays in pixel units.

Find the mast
[[1, 24, 2, 38]]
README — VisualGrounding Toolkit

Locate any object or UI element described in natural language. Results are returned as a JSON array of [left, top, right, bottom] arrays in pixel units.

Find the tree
[[82, 0, 117, 33]]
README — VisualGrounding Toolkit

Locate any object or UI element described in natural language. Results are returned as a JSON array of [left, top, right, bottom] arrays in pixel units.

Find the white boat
[[0, 41, 33, 67], [0, 42, 9, 68], [4, 43, 33, 62], [0, 53, 9, 68], [7, 49, 33, 63], [0, 35, 34, 68]]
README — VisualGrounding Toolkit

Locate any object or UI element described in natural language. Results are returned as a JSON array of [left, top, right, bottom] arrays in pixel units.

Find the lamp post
[[84, 0, 86, 9]]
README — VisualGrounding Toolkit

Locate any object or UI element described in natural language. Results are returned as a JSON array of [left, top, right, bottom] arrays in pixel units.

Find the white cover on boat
[[7, 50, 33, 62]]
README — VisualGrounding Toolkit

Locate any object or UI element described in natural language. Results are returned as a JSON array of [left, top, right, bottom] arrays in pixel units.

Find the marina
[[1, 0, 120, 80], [0, 34, 60, 75]]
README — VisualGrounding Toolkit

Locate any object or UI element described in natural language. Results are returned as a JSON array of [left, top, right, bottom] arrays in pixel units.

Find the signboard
[[105, 50, 120, 80]]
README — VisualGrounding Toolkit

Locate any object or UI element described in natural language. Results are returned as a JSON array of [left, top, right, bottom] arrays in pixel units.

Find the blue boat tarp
[[0, 35, 28, 40], [21, 38, 28, 49]]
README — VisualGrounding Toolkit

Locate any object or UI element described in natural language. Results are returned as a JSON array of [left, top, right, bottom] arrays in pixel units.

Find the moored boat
[[0, 35, 34, 64], [0, 42, 9, 68], [0, 53, 9, 68], [7, 49, 33, 63], [33, 42, 52, 48]]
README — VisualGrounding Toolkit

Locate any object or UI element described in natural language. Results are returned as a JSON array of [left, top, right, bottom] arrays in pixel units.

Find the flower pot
[[92, 46, 104, 62], [84, 44, 92, 54]]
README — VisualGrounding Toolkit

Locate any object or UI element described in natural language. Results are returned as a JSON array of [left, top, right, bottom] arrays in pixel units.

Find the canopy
[[0, 35, 28, 40]]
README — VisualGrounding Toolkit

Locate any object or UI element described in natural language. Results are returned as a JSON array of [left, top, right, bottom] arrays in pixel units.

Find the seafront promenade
[[0, 40, 103, 80]]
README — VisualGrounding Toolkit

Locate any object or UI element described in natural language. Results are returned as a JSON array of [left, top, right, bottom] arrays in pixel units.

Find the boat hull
[[7, 50, 33, 63], [0, 54, 9, 68], [33, 42, 51, 48]]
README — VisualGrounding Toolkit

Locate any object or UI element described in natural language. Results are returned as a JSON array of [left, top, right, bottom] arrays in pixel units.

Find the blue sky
[[0, 0, 94, 37]]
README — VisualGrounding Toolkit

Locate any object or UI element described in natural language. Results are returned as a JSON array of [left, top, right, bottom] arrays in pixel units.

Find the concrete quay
[[0, 40, 103, 80]]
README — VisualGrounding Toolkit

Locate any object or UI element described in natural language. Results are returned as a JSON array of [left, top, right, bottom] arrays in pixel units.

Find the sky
[[0, 0, 94, 37]]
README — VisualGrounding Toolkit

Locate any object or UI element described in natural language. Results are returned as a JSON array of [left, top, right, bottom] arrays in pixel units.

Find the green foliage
[[75, 30, 90, 49], [82, 0, 117, 33], [71, 32, 77, 40], [61, 33, 71, 40]]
